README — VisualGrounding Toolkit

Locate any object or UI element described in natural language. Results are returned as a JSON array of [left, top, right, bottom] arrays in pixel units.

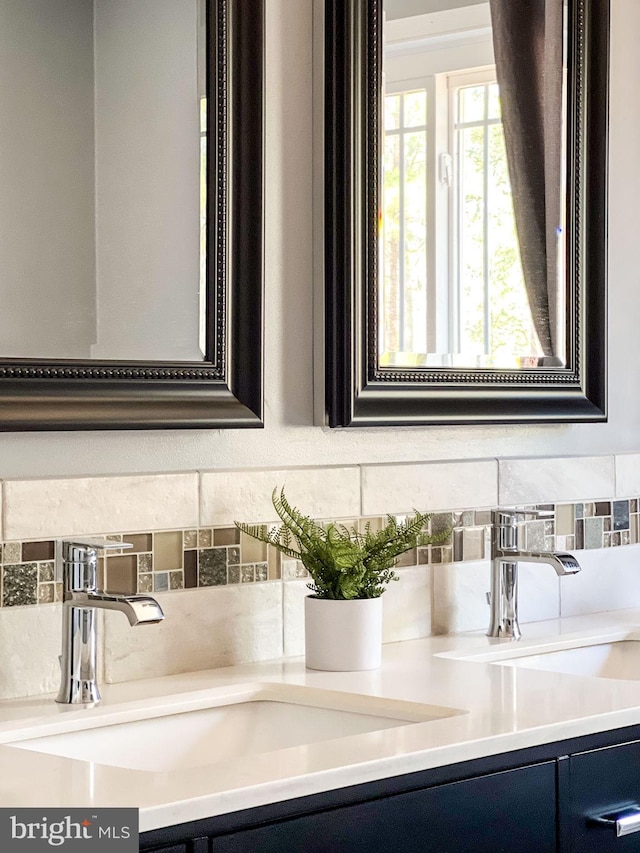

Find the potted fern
[[235, 488, 440, 671]]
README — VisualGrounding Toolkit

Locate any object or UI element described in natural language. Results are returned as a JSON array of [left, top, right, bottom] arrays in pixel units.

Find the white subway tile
[[615, 453, 640, 496], [560, 546, 640, 617], [200, 467, 360, 526], [382, 566, 431, 643], [361, 460, 498, 515], [4, 474, 198, 540], [283, 580, 307, 658], [516, 563, 561, 624], [103, 583, 283, 683], [0, 604, 62, 700], [499, 456, 614, 506], [432, 561, 490, 635]]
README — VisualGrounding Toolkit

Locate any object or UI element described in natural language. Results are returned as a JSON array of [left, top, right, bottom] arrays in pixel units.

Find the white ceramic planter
[[304, 596, 383, 671]]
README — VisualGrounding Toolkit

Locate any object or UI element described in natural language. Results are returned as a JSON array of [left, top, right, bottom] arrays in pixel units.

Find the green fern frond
[[236, 490, 447, 600]]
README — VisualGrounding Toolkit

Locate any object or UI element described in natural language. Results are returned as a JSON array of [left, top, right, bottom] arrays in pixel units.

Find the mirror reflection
[[0, 0, 206, 362], [381, 0, 566, 370]]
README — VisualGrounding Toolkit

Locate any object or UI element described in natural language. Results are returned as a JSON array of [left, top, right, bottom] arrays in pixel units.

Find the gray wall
[[0, 0, 95, 358]]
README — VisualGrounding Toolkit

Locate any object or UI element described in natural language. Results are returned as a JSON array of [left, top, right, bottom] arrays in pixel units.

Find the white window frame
[[447, 66, 501, 356]]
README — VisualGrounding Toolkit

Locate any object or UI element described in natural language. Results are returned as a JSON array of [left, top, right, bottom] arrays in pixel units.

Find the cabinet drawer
[[209, 761, 557, 853], [569, 739, 640, 852]]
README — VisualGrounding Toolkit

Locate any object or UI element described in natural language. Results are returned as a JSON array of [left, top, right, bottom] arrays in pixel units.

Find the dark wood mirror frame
[[0, 0, 263, 431], [324, 0, 608, 427]]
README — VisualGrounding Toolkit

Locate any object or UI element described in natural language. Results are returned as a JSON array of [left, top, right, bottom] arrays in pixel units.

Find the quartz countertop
[[3, 609, 640, 832]]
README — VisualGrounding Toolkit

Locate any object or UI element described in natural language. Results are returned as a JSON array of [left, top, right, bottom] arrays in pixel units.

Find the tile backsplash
[[3, 453, 640, 699], [1, 498, 638, 610]]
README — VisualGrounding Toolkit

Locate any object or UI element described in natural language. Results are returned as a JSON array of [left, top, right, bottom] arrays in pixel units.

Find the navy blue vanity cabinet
[[140, 760, 558, 853], [203, 761, 557, 853], [564, 738, 640, 851]]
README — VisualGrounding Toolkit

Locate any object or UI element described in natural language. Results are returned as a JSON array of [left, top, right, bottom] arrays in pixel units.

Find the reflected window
[[382, 89, 428, 359], [452, 71, 540, 363], [380, 2, 564, 370], [381, 69, 541, 368]]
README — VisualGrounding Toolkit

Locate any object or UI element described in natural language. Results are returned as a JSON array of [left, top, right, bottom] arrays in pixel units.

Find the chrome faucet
[[56, 538, 165, 704], [487, 508, 581, 640]]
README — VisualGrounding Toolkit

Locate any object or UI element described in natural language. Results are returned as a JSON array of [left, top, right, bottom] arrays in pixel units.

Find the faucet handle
[[494, 507, 554, 522], [62, 537, 133, 552], [58, 538, 133, 585]]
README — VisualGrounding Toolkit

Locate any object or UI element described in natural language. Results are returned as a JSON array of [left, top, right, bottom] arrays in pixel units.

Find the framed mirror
[[322, 0, 608, 426], [0, 0, 263, 430]]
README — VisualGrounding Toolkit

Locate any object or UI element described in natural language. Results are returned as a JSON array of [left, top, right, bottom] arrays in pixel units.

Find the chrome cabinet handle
[[591, 807, 640, 837]]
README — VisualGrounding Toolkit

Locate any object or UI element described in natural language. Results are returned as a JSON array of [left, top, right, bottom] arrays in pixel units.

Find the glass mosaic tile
[[452, 529, 464, 562], [38, 583, 55, 604], [138, 573, 153, 593], [183, 530, 198, 548], [154, 531, 183, 572], [169, 571, 184, 590], [3, 563, 37, 607], [153, 572, 169, 592], [22, 541, 54, 562], [127, 533, 153, 553], [3, 493, 640, 610], [241, 564, 255, 583], [555, 504, 574, 536], [228, 565, 241, 584], [584, 517, 604, 549], [613, 500, 630, 532], [38, 562, 55, 583], [3, 543, 21, 564], [198, 549, 227, 586], [198, 529, 213, 548], [138, 553, 153, 572], [214, 527, 240, 547]]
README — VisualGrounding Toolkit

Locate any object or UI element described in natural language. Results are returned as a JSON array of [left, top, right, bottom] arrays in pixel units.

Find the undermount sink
[[445, 631, 640, 681], [496, 640, 640, 680], [4, 682, 466, 773]]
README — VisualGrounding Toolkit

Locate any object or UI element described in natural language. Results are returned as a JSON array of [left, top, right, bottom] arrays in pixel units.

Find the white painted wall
[[385, 0, 486, 19], [0, 0, 95, 358], [0, 0, 633, 478]]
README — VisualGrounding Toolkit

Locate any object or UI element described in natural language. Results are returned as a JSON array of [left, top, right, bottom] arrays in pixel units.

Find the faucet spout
[[497, 550, 581, 577], [69, 591, 165, 626], [56, 538, 164, 704]]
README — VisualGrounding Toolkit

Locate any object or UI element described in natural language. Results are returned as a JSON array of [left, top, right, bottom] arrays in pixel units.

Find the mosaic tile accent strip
[[0, 497, 639, 608]]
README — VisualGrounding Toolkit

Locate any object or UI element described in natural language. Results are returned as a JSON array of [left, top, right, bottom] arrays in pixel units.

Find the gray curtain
[[489, 0, 563, 357]]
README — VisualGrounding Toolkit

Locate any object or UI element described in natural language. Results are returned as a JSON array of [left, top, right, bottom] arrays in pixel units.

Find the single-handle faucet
[[56, 537, 165, 705], [487, 508, 581, 640]]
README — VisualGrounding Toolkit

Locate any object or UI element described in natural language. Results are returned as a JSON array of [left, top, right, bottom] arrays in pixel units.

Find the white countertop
[[4, 609, 640, 832]]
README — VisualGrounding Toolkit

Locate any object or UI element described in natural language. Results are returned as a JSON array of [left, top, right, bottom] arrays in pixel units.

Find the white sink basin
[[5, 682, 466, 772], [444, 630, 640, 681], [497, 640, 640, 680]]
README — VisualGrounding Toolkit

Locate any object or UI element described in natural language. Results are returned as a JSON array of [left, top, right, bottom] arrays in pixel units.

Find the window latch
[[439, 152, 453, 187]]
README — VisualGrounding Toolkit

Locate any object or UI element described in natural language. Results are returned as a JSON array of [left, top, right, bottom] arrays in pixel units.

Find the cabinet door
[[569, 739, 640, 852], [209, 761, 557, 853]]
